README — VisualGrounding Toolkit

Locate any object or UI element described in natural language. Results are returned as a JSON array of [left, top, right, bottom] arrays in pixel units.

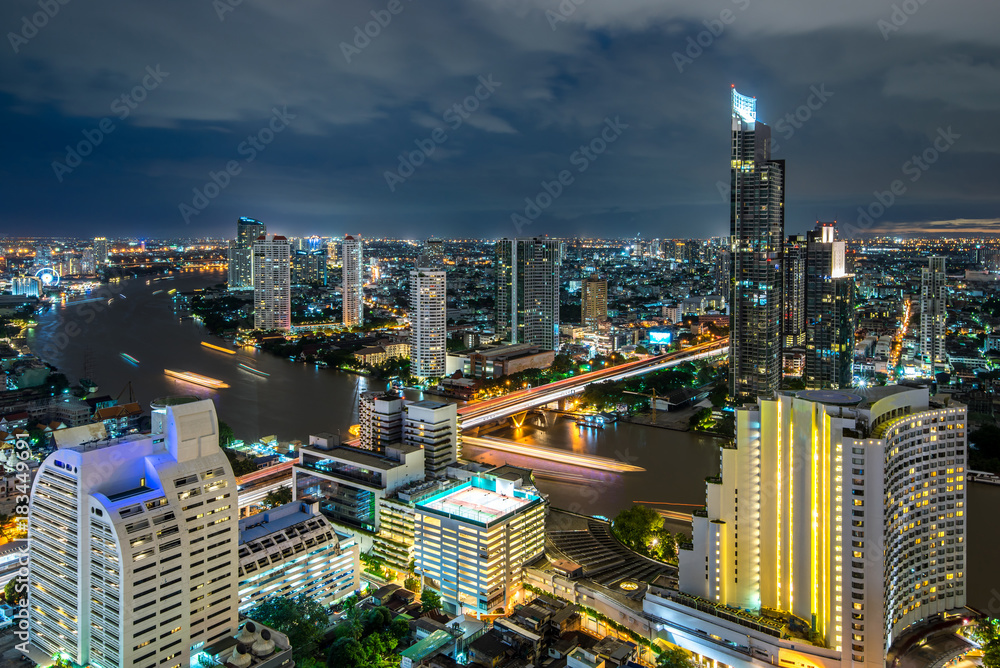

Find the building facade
[[729, 88, 785, 401], [403, 400, 459, 477], [495, 237, 562, 350], [291, 247, 328, 286], [237, 501, 360, 610], [252, 235, 291, 331], [414, 475, 545, 615], [27, 397, 239, 668], [342, 234, 364, 327], [228, 217, 266, 290], [582, 274, 608, 328], [93, 236, 110, 266], [783, 234, 808, 349], [804, 222, 855, 390], [672, 386, 966, 667], [920, 257, 948, 373], [358, 391, 404, 451], [410, 267, 447, 379]]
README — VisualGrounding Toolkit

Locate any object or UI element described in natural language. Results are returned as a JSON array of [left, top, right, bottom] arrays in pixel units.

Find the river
[[25, 269, 1000, 611]]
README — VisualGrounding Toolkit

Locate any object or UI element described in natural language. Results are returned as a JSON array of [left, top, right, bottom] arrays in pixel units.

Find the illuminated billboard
[[648, 331, 672, 345]]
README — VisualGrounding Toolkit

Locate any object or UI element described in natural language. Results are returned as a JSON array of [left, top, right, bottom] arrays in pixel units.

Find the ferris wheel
[[35, 266, 60, 288]]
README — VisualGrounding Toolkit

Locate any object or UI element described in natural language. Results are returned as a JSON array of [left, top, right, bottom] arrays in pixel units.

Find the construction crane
[[623, 389, 663, 421]]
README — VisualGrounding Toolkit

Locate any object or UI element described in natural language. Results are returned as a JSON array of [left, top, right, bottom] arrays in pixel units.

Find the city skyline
[[3, 2, 1000, 238]]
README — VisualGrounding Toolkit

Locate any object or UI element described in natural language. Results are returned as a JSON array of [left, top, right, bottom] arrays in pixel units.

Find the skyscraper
[[495, 237, 562, 350], [410, 266, 447, 378], [403, 400, 459, 477], [713, 248, 732, 304], [920, 256, 947, 373], [358, 391, 403, 451], [292, 247, 328, 286], [671, 387, 967, 666], [92, 236, 109, 266], [253, 235, 291, 331], [27, 397, 240, 667], [423, 237, 445, 266], [728, 88, 785, 401], [804, 222, 855, 389], [782, 234, 807, 349], [342, 234, 364, 327], [228, 217, 266, 290], [581, 274, 608, 328]]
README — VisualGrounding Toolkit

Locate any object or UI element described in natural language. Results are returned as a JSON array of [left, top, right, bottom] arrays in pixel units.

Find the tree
[[657, 645, 697, 668], [224, 447, 258, 477], [611, 504, 675, 562], [0, 512, 10, 541], [403, 576, 420, 592], [327, 637, 367, 668], [4, 579, 21, 605], [420, 589, 442, 614], [218, 420, 235, 447], [247, 595, 328, 651], [974, 618, 1000, 668], [263, 486, 293, 509]]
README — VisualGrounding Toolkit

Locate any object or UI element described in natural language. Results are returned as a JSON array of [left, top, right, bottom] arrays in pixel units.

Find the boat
[[120, 353, 140, 365], [575, 415, 606, 429], [80, 378, 99, 393], [164, 370, 229, 389], [238, 363, 270, 378], [152, 289, 163, 295], [969, 470, 1000, 486]]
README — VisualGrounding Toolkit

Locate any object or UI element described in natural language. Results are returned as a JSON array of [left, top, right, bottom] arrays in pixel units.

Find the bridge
[[457, 339, 728, 429]]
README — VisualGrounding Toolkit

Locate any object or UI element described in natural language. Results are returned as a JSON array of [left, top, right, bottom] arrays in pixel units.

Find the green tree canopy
[[263, 486, 293, 509], [247, 595, 328, 652], [420, 589, 442, 614], [657, 645, 697, 668]]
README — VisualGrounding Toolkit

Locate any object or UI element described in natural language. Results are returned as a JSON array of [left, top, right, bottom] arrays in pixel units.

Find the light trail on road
[[463, 435, 645, 472]]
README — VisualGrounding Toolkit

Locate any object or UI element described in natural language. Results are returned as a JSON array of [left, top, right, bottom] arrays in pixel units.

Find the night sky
[[2, 0, 998, 239]]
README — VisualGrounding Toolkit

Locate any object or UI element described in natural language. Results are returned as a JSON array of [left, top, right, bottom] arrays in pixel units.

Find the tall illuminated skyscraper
[[666, 386, 967, 667], [228, 217, 266, 290], [27, 397, 240, 668], [582, 274, 608, 328], [920, 256, 947, 373], [410, 266, 447, 378], [342, 234, 364, 327], [423, 237, 445, 267], [728, 88, 785, 401], [92, 236, 110, 266], [495, 237, 562, 350], [253, 235, 291, 331], [804, 222, 855, 389], [783, 235, 807, 349]]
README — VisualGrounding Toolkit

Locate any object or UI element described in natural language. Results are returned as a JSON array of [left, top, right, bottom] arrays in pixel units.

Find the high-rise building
[[358, 391, 403, 451], [783, 235, 807, 349], [403, 400, 458, 477], [92, 237, 109, 266], [666, 386, 966, 667], [237, 500, 360, 610], [804, 222, 855, 389], [252, 235, 291, 331], [495, 237, 562, 350], [414, 473, 545, 615], [342, 234, 364, 327], [410, 266, 447, 378], [327, 238, 338, 266], [920, 256, 948, 373], [424, 237, 446, 266], [228, 217, 266, 290], [581, 274, 608, 328], [714, 249, 732, 304], [11, 275, 42, 297], [291, 248, 328, 286], [27, 397, 240, 668], [728, 88, 785, 401]]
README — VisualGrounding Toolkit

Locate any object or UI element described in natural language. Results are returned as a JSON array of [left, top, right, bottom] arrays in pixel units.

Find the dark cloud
[[0, 0, 998, 239]]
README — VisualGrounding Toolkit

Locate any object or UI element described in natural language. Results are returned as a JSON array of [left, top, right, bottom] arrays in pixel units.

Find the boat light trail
[[164, 369, 229, 389], [201, 341, 236, 355], [463, 435, 644, 472]]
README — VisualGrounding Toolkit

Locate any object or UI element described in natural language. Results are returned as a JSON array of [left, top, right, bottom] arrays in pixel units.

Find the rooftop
[[238, 501, 323, 544], [417, 480, 536, 525]]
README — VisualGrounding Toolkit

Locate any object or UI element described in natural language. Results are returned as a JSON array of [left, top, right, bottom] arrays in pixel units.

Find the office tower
[[228, 217, 266, 290], [403, 400, 458, 476], [714, 249, 732, 304], [291, 247, 328, 286], [342, 234, 364, 327], [27, 397, 239, 667], [11, 275, 42, 297], [327, 238, 338, 266], [237, 500, 360, 610], [920, 257, 948, 373], [804, 222, 855, 389], [671, 387, 966, 667], [495, 237, 562, 350], [424, 237, 446, 266], [414, 474, 545, 615], [783, 235, 807, 349], [728, 88, 785, 401], [358, 391, 403, 451], [409, 266, 447, 379], [92, 237, 109, 266], [252, 235, 291, 331], [581, 274, 608, 328]]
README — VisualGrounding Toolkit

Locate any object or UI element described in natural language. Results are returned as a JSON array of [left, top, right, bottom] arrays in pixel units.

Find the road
[[457, 339, 728, 428]]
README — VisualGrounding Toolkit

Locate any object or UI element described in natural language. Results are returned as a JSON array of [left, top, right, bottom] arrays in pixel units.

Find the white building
[[237, 500, 360, 610], [414, 474, 545, 615], [410, 266, 447, 379], [404, 400, 458, 477], [920, 257, 948, 373], [252, 235, 291, 331], [11, 276, 41, 297], [342, 234, 364, 327], [359, 391, 404, 451], [649, 386, 967, 668], [93, 236, 110, 266], [27, 396, 239, 668]]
